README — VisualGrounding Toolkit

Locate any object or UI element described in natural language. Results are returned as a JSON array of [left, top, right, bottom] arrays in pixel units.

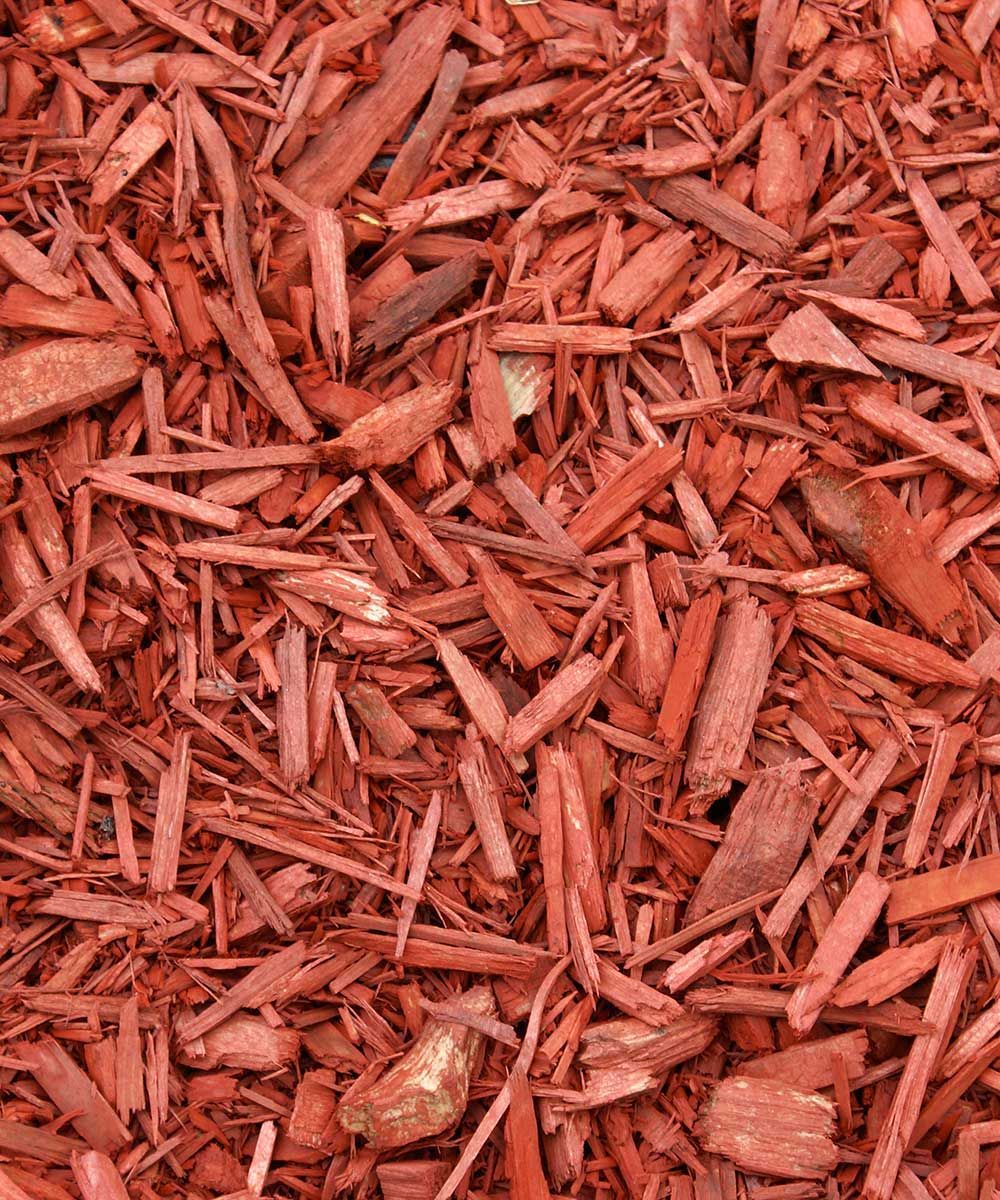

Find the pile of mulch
[[2, 0, 1000, 1195]]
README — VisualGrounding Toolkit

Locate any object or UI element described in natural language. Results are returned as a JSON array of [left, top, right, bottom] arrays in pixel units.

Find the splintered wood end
[[337, 986, 495, 1148], [23, 2, 107, 50], [697, 1077, 838, 1179]]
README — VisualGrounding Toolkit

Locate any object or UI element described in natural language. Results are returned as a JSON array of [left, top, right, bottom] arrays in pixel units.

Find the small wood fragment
[[71, 1151, 130, 1200], [18, 1040, 130, 1153], [846, 380, 999, 491], [338, 987, 495, 1148], [888, 857, 1000, 923], [687, 765, 816, 924], [457, 728, 517, 881], [505, 655, 604, 755], [698, 1077, 837, 1179], [599, 231, 695, 324], [148, 732, 191, 893], [380, 51, 470, 207], [685, 594, 773, 803], [324, 383, 457, 471], [89, 101, 172, 206], [858, 332, 1000, 399], [0, 517, 101, 694], [276, 623, 311, 781], [801, 465, 965, 642], [832, 936, 948, 1007], [906, 171, 992, 307], [768, 304, 882, 377], [787, 871, 890, 1034], [0, 229, 75, 300], [306, 208, 351, 374], [567, 444, 682, 552], [655, 174, 795, 261], [738, 1030, 868, 1090], [289, 1071, 338, 1150]]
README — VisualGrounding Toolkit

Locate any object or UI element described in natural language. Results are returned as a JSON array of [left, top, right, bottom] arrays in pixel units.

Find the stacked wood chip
[[5, 0, 1000, 1195]]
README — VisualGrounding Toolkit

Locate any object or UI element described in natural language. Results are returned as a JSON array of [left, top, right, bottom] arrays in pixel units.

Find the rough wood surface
[[3, 3, 1000, 1199]]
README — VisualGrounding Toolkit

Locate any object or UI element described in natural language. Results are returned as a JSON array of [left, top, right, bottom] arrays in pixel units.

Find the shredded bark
[[2, 1, 1000, 1197]]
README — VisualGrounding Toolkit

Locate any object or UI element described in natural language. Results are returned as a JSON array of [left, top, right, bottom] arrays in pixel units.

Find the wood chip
[[768, 303, 882, 377], [697, 1077, 837, 1179]]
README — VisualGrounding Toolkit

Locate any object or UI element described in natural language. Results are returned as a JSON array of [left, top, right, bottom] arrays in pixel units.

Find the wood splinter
[[338, 986, 495, 1148]]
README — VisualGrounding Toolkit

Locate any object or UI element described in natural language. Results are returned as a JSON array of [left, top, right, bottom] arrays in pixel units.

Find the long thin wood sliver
[[148, 732, 191, 893], [432, 955, 571, 1200], [128, 0, 277, 86], [200, 816, 419, 900], [864, 941, 977, 1200], [716, 49, 830, 166], [786, 871, 890, 1034], [179, 942, 308, 1044], [395, 790, 442, 957], [906, 171, 993, 308]]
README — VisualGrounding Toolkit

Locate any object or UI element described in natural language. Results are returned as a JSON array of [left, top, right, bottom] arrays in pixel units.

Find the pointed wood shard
[[505, 655, 604, 754], [0, 518, 101, 694], [787, 871, 890, 1034], [457, 728, 516, 882], [89, 100, 172, 205], [768, 304, 882, 376], [609, 141, 714, 177], [358, 253, 478, 353], [656, 591, 721, 754], [906, 171, 992, 307], [71, 1151, 131, 1200], [204, 293, 317, 443], [797, 288, 926, 340], [832, 936, 948, 1007], [18, 1040, 131, 1153], [470, 345, 516, 463], [567, 443, 682, 552], [655, 174, 795, 261], [858, 329, 1000, 396], [282, 6, 456, 206], [506, 1069, 549, 1200]]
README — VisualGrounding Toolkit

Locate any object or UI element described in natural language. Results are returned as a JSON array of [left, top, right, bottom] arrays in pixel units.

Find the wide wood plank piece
[[0, 339, 141, 436]]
